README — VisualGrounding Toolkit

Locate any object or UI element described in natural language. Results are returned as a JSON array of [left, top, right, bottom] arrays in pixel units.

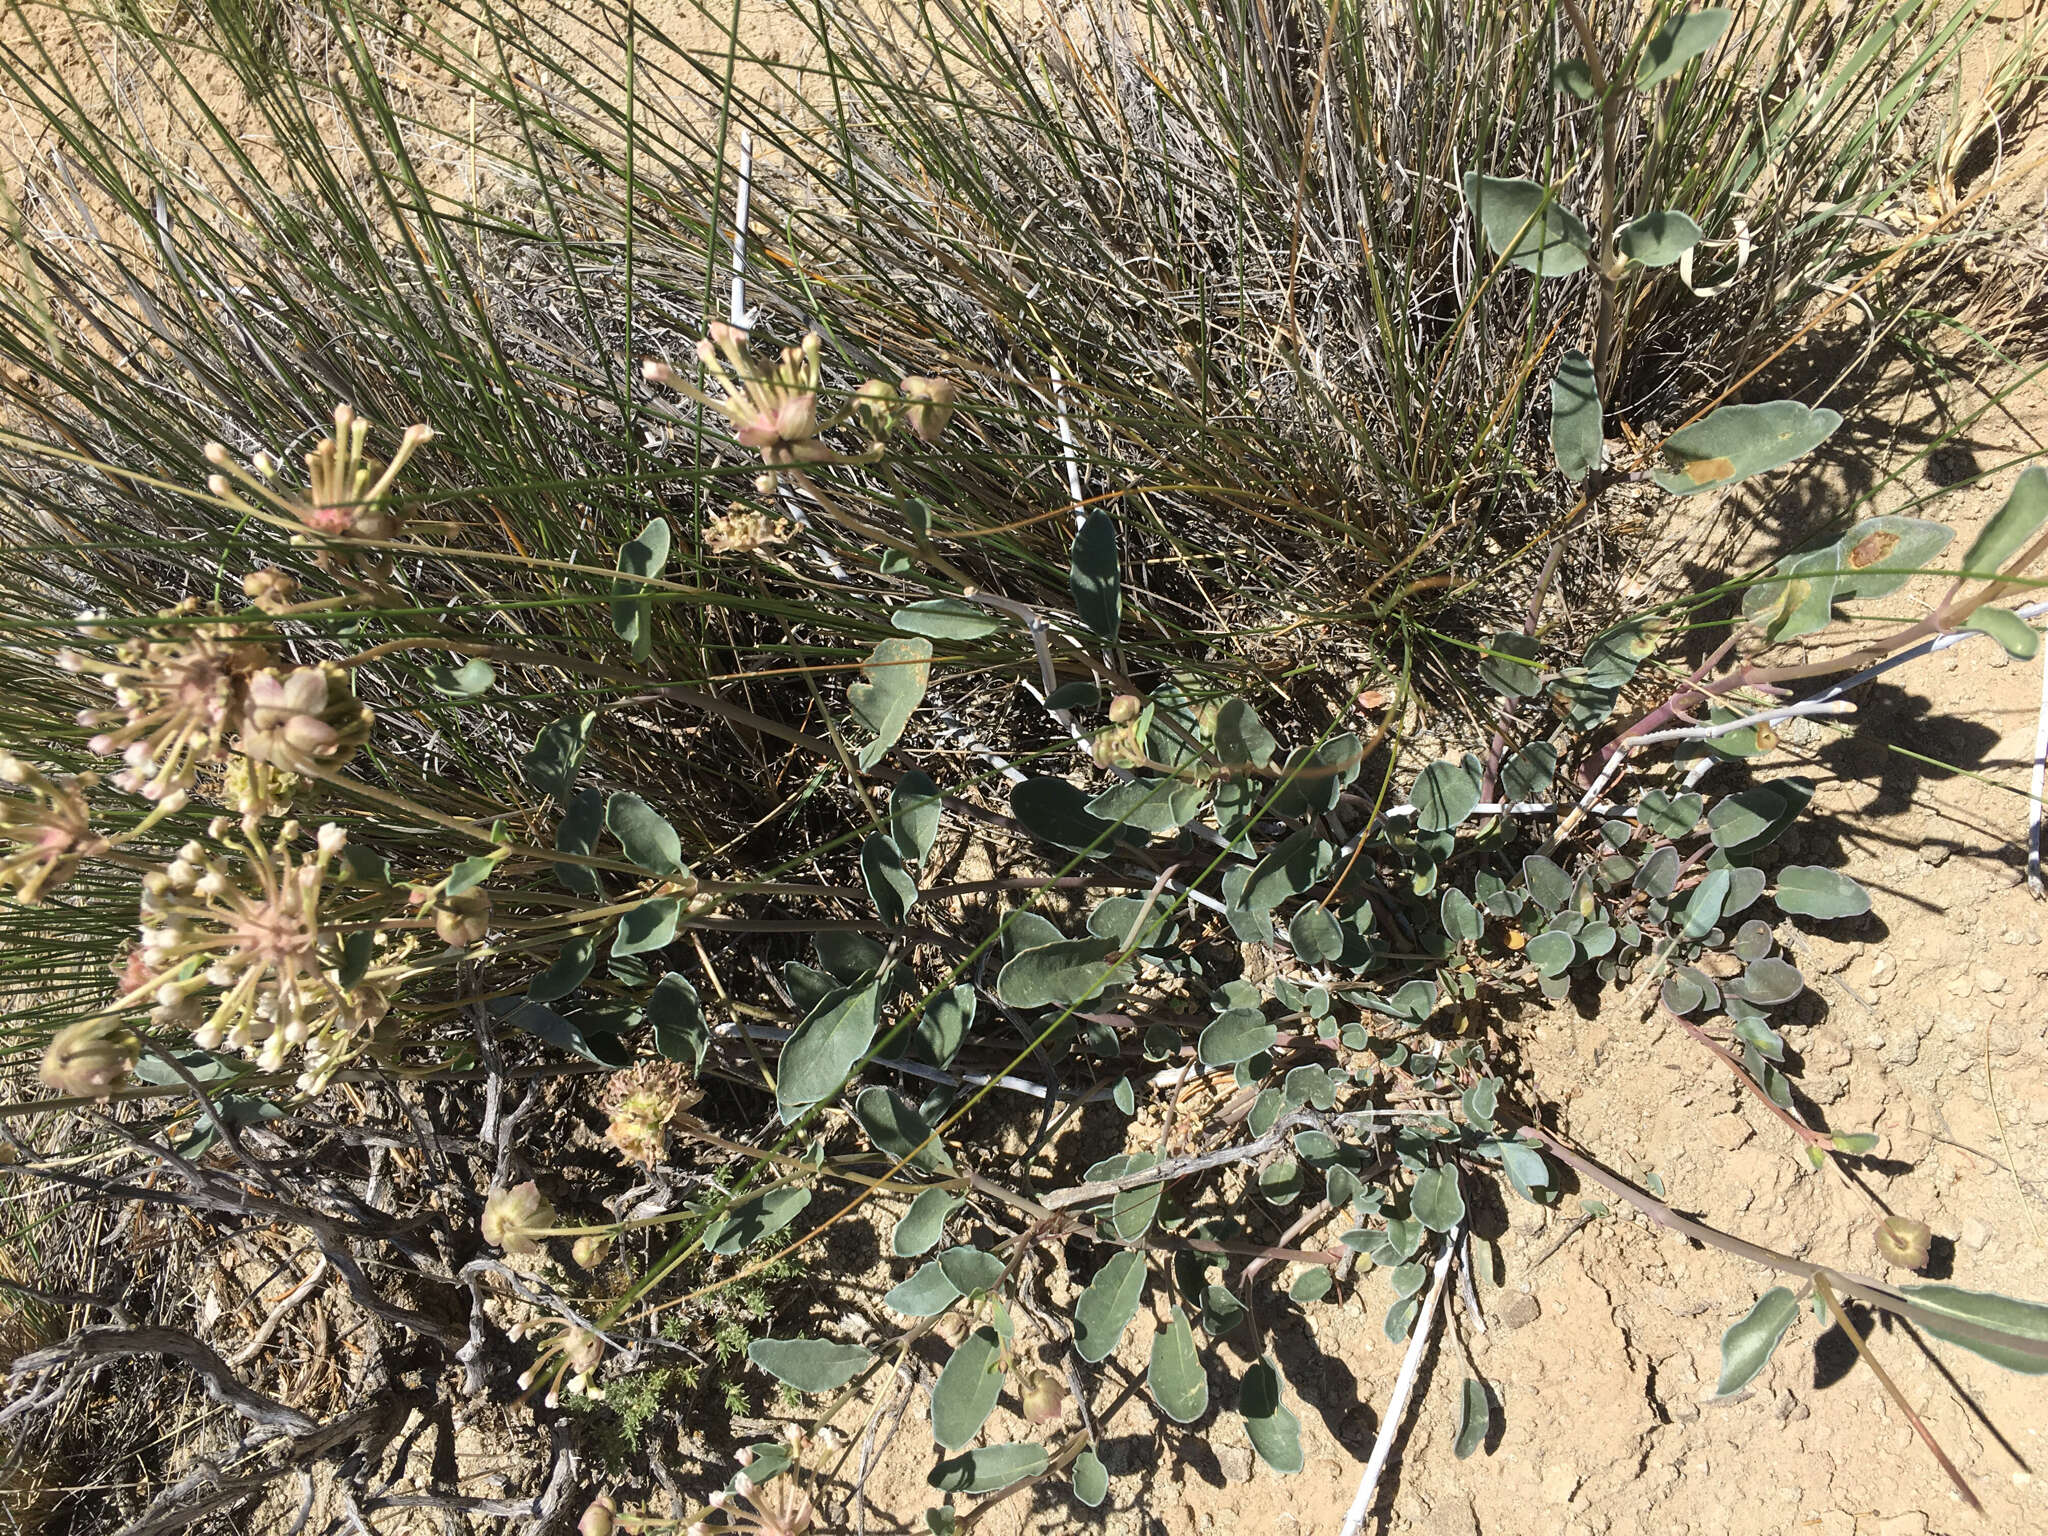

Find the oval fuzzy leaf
[[610, 516, 671, 660], [1772, 864, 1871, 919], [996, 937, 1132, 1010], [1215, 698, 1278, 767], [426, 656, 496, 697], [1635, 6, 1734, 86], [1411, 1166, 1466, 1232], [931, 1327, 1006, 1449], [884, 1260, 961, 1316], [890, 598, 1001, 641], [1654, 401, 1842, 496], [1734, 956, 1803, 1006], [1616, 209, 1704, 267], [1088, 776, 1205, 834], [1480, 631, 1544, 698], [612, 896, 681, 958], [1960, 464, 2048, 579], [848, 638, 933, 770], [1241, 1357, 1303, 1473], [1550, 349, 1602, 483], [892, 1188, 963, 1257], [929, 1442, 1049, 1494], [1708, 778, 1813, 856], [907, 984, 975, 1069], [1071, 512, 1122, 638], [1441, 887, 1484, 943], [1148, 1307, 1209, 1423], [524, 710, 594, 806], [1832, 514, 1955, 600], [605, 791, 686, 877], [1898, 1283, 2048, 1374], [1964, 606, 2040, 660], [1681, 867, 1732, 941], [1525, 930, 1575, 978], [861, 833, 919, 925], [1501, 741, 1558, 803], [936, 1245, 1006, 1297], [1453, 1378, 1491, 1459], [1244, 828, 1335, 911], [1071, 1448, 1109, 1506], [853, 1086, 953, 1174], [1637, 789, 1703, 839], [1715, 1286, 1800, 1396], [528, 936, 598, 1004], [1198, 1007, 1277, 1067], [747, 1336, 871, 1393], [1462, 173, 1592, 277], [706, 1188, 813, 1255], [1413, 758, 1481, 832], [1010, 775, 1127, 856], [1074, 1251, 1147, 1363], [775, 982, 883, 1123], [887, 770, 944, 866], [1289, 904, 1344, 965]]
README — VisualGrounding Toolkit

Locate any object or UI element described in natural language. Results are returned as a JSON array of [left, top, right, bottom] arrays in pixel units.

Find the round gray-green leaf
[[1964, 606, 2040, 660], [1288, 904, 1344, 965], [996, 937, 1132, 1010], [936, 1245, 1006, 1298], [892, 1188, 963, 1258], [930, 1327, 1005, 1449], [1501, 741, 1558, 803], [1960, 465, 2048, 580], [861, 834, 918, 926], [1616, 210, 1703, 268], [1462, 173, 1592, 277], [1290, 1267, 1334, 1303], [1635, 6, 1733, 87], [1148, 1306, 1209, 1423], [705, 1188, 813, 1255], [775, 982, 883, 1124], [1071, 1448, 1109, 1506], [1715, 1286, 1800, 1396], [1009, 776, 1124, 856], [1258, 1158, 1303, 1206], [1550, 349, 1601, 483], [1480, 631, 1544, 698], [1525, 930, 1575, 978], [1772, 864, 1870, 919], [1898, 1283, 2048, 1375], [1734, 957, 1803, 1007], [883, 1262, 960, 1317], [929, 1443, 1048, 1494], [1241, 1357, 1303, 1474], [611, 896, 681, 958], [1637, 789, 1703, 839], [426, 656, 496, 697], [1074, 1251, 1147, 1363], [1410, 1165, 1465, 1232], [747, 1336, 872, 1393], [604, 792, 686, 877], [848, 638, 933, 770], [1199, 1007, 1276, 1067], [854, 1086, 953, 1174], [1412, 758, 1480, 832]]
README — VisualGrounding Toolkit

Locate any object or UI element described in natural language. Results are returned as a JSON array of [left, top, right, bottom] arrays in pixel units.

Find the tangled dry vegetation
[[3, 3, 2048, 1535]]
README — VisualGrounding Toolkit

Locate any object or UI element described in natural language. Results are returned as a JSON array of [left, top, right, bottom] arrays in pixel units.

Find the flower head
[[66, 601, 272, 804], [241, 666, 374, 777], [431, 885, 492, 949], [702, 509, 794, 558], [206, 405, 433, 583], [0, 755, 112, 903], [40, 1015, 141, 1099], [601, 1060, 701, 1168], [135, 821, 412, 1087], [695, 1431, 822, 1536], [900, 376, 960, 444], [1877, 1214, 1933, 1271], [481, 1180, 556, 1256], [643, 326, 888, 493]]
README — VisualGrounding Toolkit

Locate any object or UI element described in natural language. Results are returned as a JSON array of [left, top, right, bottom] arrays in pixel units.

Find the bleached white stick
[[2031, 636, 2048, 898], [1339, 1229, 1458, 1536]]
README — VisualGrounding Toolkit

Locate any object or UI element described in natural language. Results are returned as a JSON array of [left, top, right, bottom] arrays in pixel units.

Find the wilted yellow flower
[[481, 1180, 556, 1256], [39, 1016, 141, 1100]]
